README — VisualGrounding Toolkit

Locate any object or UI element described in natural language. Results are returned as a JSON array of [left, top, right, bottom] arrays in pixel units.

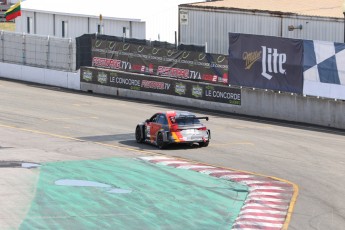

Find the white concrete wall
[[0, 62, 80, 90], [80, 82, 345, 130]]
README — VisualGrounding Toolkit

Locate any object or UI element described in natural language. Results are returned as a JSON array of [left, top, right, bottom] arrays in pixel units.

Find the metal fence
[[0, 31, 76, 71]]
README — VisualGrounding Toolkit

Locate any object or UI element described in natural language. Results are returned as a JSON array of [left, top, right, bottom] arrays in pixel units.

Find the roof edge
[[21, 8, 143, 22], [179, 4, 343, 20]]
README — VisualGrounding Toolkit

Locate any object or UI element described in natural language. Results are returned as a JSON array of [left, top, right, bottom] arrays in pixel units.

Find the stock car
[[135, 111, 210, 149]]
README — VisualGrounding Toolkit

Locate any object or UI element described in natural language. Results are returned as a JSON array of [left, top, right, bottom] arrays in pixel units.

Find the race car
[[135, 111, 211, 149]]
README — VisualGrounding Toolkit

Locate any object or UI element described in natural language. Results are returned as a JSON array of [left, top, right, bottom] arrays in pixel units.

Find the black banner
[[81, 67, 241, 105], [91, 37, 228, 85], [228, 33, 303, 94], [76, 34, 93, 70]]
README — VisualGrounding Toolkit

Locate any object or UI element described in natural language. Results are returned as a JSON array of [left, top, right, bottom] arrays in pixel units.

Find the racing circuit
[[1, 79, 345, 229]]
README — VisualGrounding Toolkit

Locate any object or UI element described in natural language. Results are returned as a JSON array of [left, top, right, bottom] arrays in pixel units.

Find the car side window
[[150, 114, 159, 123], [157, 114, 168, 125]]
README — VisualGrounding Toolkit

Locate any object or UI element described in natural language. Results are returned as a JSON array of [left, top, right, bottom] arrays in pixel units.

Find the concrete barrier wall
[[81, 82, 345, 130], [0, 62, 80, 90]]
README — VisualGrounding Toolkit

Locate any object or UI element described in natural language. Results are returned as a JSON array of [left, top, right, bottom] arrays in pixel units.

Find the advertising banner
[[81, 67, 241, 105], [228, 33, 303, 94], [303, 40, 345, 100], [91, 37, 228, 85]]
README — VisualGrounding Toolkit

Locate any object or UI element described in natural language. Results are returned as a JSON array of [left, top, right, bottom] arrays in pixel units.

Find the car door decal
[[150, 123, 162, 142], [146, 125, 151, 139]]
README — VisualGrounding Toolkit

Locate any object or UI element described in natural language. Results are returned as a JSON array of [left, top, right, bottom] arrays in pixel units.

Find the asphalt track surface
[[0, 78, 345, 229]]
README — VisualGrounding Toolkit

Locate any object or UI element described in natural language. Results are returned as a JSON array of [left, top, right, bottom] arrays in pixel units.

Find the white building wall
[[282, 17, 343, 42], [102, 20, 130, 37], [15, 11, 36, 34], [131, 21, 146, 40], [88, 18, 146, 40], [35, 13, 54, 36], [179, 7, 344, 55], [179, 8, 281, 54], [16, 10, 146, 40], [54, 14, 88, 38]]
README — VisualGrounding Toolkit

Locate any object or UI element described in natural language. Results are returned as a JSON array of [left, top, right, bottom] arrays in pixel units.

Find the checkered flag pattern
[[304, 40, 345, 85]]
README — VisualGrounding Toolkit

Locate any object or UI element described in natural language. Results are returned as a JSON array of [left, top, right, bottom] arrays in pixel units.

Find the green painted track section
[[20, 158, 248, 230]]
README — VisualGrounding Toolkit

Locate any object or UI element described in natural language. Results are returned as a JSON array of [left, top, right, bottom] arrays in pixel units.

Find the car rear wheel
[[135, 126, 144, 143], [199, 141, 209, 147], [156, 132, 167, 149]]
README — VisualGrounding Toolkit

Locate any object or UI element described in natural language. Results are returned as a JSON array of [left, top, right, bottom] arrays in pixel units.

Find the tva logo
[[261, 46, 286, 80]]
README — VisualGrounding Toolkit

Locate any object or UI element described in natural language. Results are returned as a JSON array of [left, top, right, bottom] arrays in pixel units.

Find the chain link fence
[[0, 31, 76, 71]]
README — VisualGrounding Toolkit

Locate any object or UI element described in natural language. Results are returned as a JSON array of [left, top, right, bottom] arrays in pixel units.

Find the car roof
[[165, 111, 195, 118]]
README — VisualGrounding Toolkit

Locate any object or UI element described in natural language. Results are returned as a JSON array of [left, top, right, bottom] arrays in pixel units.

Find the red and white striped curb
[[139, 156, 295, 230]]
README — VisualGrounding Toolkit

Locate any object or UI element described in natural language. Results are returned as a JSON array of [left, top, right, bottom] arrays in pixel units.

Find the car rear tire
[[199, 141, 209, 147], [135, 126, 144, 143], [156, 132, 167, 149]]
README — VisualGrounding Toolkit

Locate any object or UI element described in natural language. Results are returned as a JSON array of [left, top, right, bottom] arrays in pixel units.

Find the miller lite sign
[[229, 33, 303, 94], [261, 46, 287, 80]]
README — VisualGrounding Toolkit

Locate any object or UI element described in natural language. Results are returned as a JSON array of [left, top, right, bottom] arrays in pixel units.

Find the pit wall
[[0, 62, 80, 90], [80, 81, 345, 130]]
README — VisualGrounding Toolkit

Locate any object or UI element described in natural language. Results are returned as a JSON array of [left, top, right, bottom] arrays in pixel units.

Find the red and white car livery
[[135, 111, 210, 149]]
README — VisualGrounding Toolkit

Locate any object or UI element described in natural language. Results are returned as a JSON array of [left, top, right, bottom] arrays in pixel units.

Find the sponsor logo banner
[[228, 33, 303, 94], [81, 67, 241, 105], [91, 38, 228, 85]]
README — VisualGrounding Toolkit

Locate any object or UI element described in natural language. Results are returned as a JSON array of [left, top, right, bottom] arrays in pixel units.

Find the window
[[176, 116, 200, 125], [157, 115, 168, 125], [27, 17, 33, 34], [62, 21, 68, 38], [149, 114, 159, 123], [97, 24, 104, 34], [123, 27, 129, 38]]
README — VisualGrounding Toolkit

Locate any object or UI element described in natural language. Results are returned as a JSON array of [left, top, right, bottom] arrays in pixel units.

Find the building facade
[[15, 0, 202, 43], [179, 0, 344, 55], [15, 11, 145, 39]]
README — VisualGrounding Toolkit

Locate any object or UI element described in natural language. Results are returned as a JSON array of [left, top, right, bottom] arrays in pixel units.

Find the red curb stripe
[[162, 163, 190, 167], [147, 159, 177, 163], [245, 200, 291, 207], [209, 171, 252, 177], [233, 224, 282, 230], [237, 212, 286, 218], [235, 217, 285, 224], [250, 188, 294, 194], [246, 182, 293, 187], [248, 194, 292, 199], [189, 167, 217, 172], [231, 178, 277, 183], [242, 206, 288, 212]]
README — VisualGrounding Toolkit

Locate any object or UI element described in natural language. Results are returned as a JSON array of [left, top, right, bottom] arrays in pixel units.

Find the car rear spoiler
[[172, 116, 209, 121], [195, 116, 209, 121]]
